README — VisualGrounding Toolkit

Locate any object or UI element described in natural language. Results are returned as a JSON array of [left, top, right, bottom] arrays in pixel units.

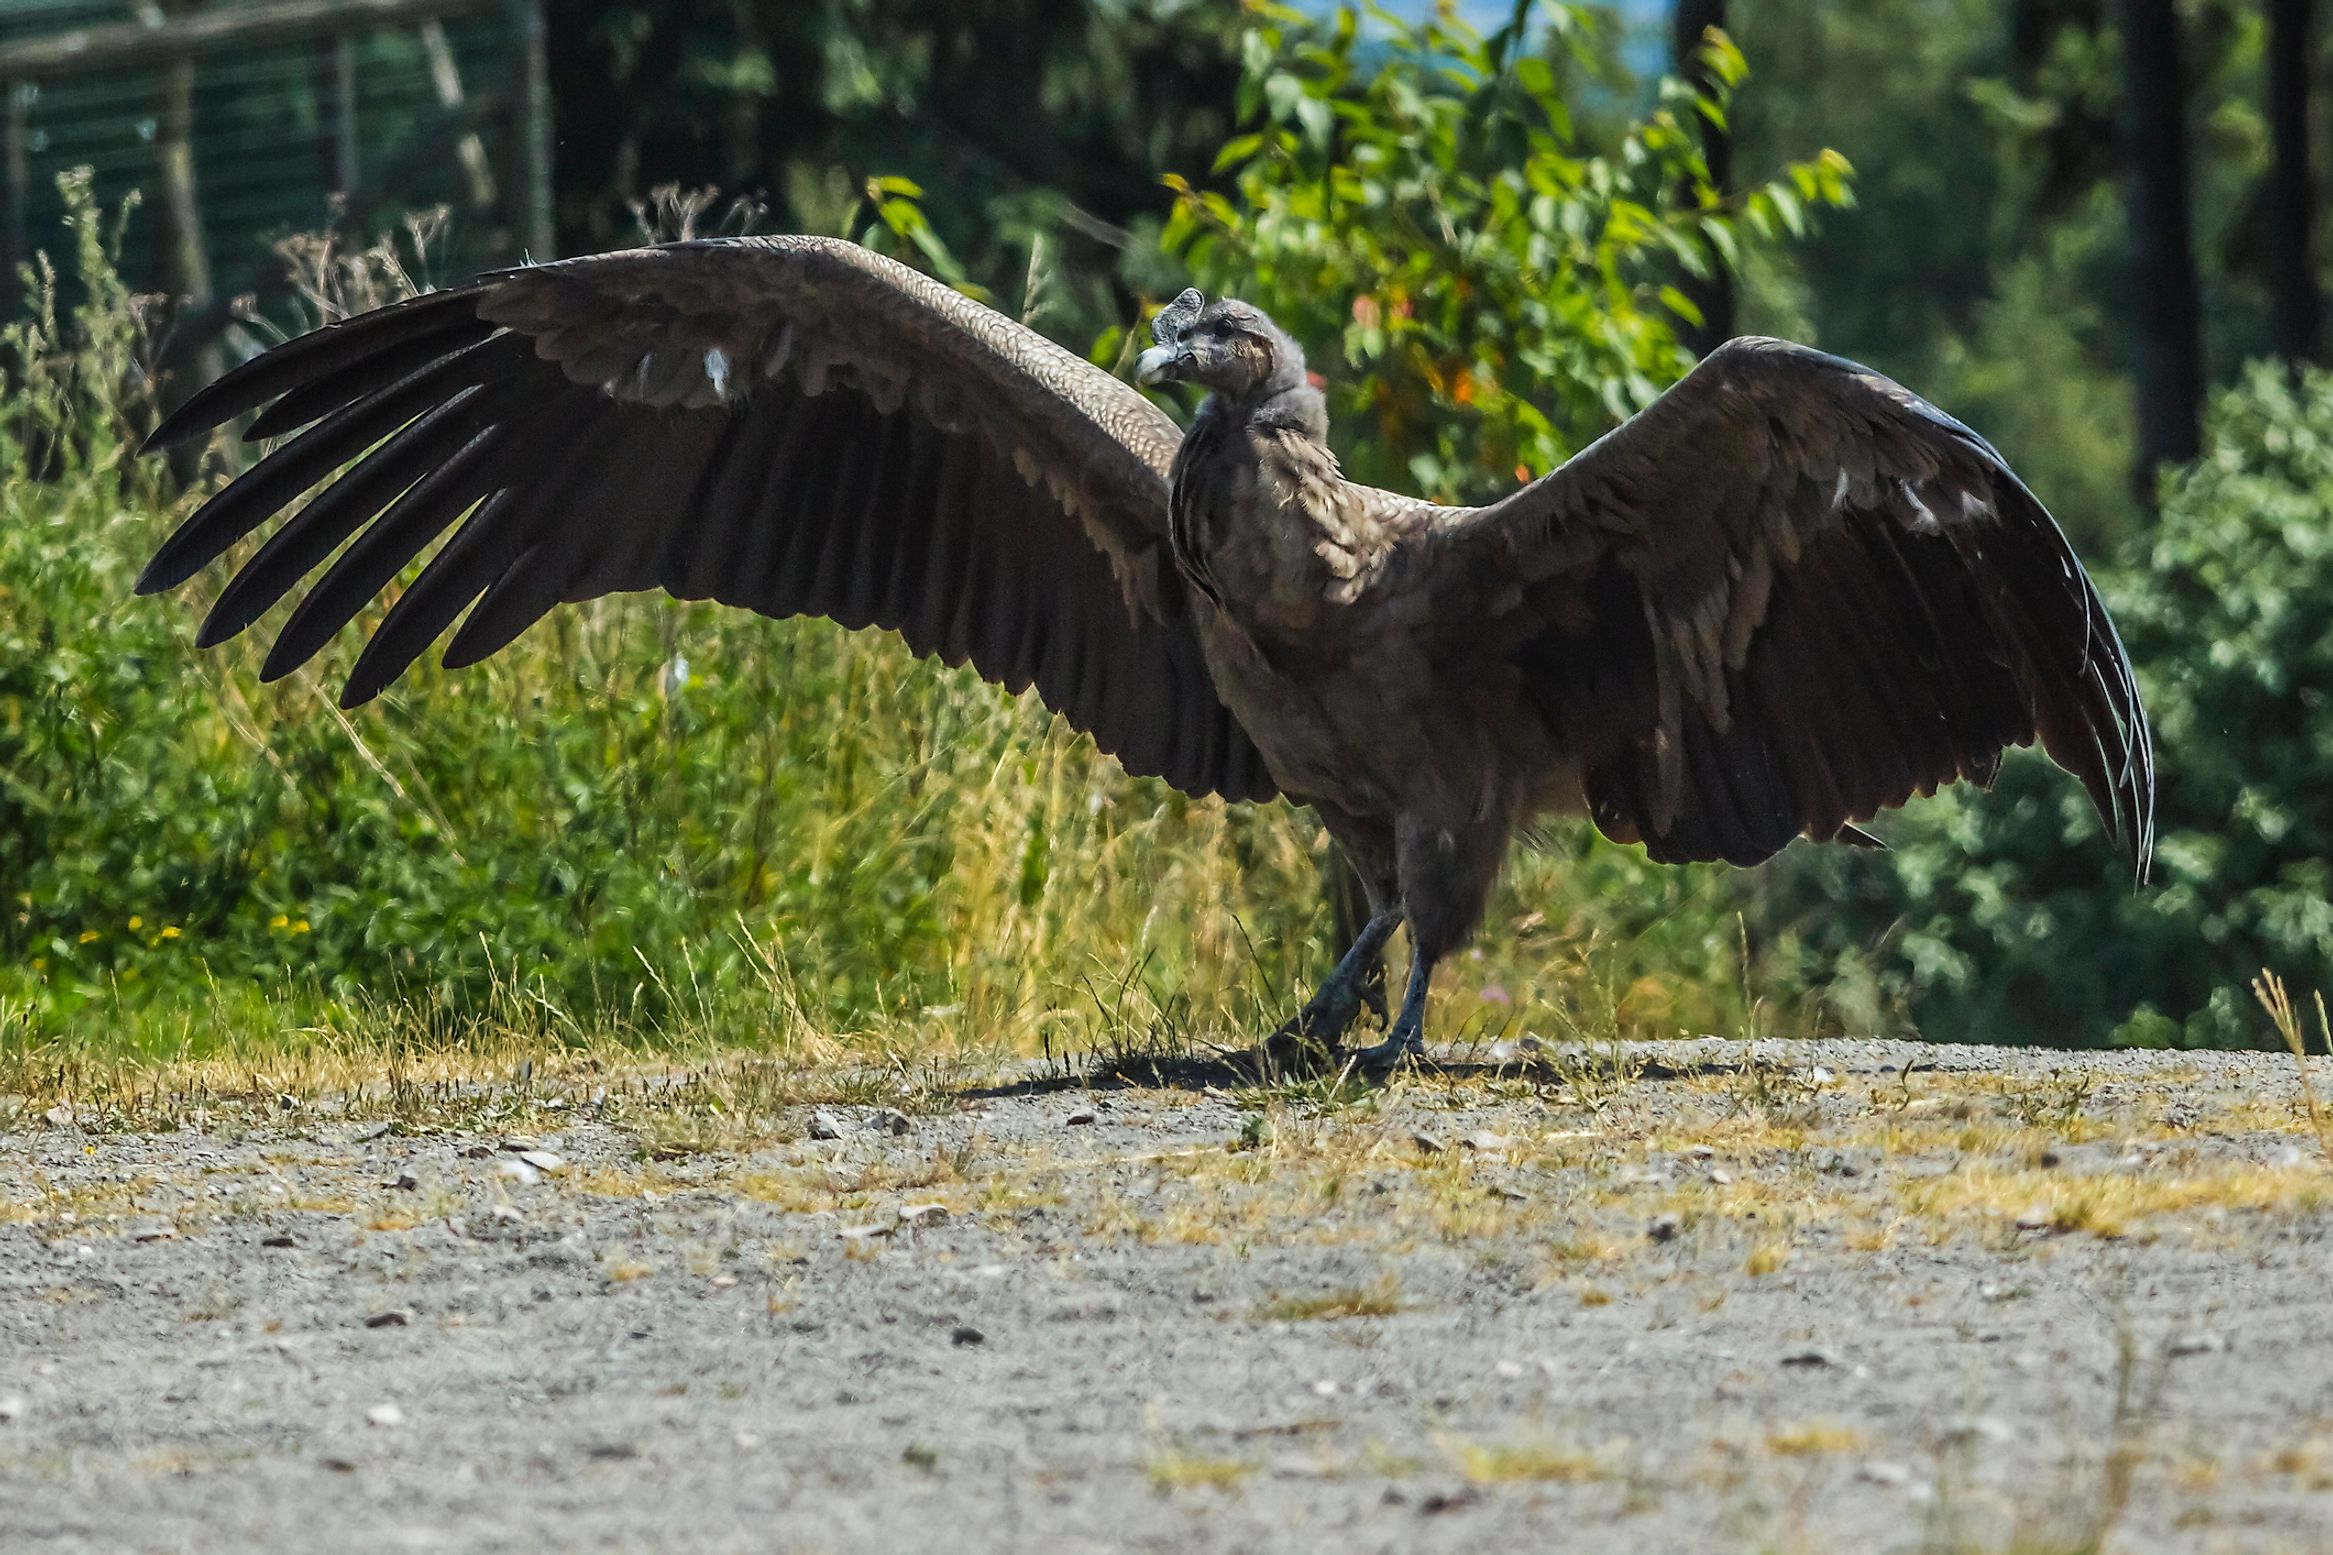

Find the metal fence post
[[2, 82, 26, 286], [505, 0, 553, 259]]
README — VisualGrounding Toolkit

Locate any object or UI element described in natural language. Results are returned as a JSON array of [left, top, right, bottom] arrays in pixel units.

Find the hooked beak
[[1138, 288, 1205, 387], [1135, 344, 1186, 386]]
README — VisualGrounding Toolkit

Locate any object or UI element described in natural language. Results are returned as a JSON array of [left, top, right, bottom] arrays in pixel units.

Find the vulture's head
[[1137, 289, 1308, 399]]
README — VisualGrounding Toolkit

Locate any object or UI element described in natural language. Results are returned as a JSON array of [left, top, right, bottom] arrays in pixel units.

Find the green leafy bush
[[1760, 364, 2333, 1048], [1159, 1, 1849, 500]]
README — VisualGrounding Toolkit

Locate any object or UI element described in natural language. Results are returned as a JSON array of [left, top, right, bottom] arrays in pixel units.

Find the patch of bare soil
[[5, 1039, 2331, 1554]]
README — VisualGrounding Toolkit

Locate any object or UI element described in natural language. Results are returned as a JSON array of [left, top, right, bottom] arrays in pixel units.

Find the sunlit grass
[[1895, 1158, 2332, 1240], [1255, 1272, 1402, 1321], [2254, 970, 2333, 1165], [1763, 1421, 1865, 1457], [1144, 1450, 1255, 1491], [1444, 1432, 1615, 1484]]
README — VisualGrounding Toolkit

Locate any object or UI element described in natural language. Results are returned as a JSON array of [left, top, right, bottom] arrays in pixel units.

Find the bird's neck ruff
[[1237, 326, 1315, 409]]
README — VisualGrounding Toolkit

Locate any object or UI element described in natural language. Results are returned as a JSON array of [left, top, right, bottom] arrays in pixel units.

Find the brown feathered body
[[1166, 384, 1538, 965], [137, 237, 2153, 1056]]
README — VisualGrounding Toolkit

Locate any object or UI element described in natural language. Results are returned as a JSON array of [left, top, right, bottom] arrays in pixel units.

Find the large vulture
[[141, 240, 2153, 1067]]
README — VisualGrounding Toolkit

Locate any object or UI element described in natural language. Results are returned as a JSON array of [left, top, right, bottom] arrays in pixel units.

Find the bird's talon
[[1344, 1031, 1425, 1076], [1226, 1023, 1336, 1081]]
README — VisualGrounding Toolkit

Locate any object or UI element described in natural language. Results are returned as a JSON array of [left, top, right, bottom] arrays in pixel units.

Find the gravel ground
[[5, 1038, 2332, 1554]]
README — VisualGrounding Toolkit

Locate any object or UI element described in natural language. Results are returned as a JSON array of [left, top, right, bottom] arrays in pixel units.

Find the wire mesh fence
[[1, 0, 550, 356]]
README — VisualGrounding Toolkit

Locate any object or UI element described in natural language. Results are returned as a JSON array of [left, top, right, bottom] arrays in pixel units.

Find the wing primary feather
[[339, 488, 523, 705], [245, 319, 499, 441], [442, 539, 577, 668], [832, 409, 907, 629], [925, 439, 987, 666], [1065, 592, 1113, 736], [555, 409, 734, 602], [715, 396, 820, 614], [336, 394, 615, 703], [1744, 606, 1852, 835], [807, 401, 893, 626], [261, 406, 534, 681], [1806, 531, 1940, 811], [143, 287, 489, 451], [1675, 715, 1761, 863], [140, 339, 515, 596], [195, 380, 511, 647], [1968, 496, 2154, 867], [761, 393, 859, 618], [874, 416, 946, 650], [659, 405, 761, 602]]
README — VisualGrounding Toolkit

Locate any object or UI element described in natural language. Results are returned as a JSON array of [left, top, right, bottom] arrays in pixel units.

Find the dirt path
[[5, 1038, 2331, 1554]]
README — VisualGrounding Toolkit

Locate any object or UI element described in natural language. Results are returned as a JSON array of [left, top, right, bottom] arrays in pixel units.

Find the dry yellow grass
[[2262, 1429, 2333, 1490], [1145, 1451, 1256, 1491], [1445, 1433, 1615, 1484], [1256, 1272, 1402, 1321], [2255, 970, 2333, 1164], [1765, 1422, 1866, 1456], [1896, 1159, 2331, 1241]]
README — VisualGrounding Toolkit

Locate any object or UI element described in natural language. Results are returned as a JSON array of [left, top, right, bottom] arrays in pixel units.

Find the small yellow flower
[[77, 929, 100, 944], [293, 919, 311, 935], [159, 925, 181, 940], [269, 914, 289, 930], [126, 915, 142, 931]]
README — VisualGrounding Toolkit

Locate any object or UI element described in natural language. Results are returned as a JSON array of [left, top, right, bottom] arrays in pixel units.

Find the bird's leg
[[1232, 808, 1401, 1076], [1340, 813, 1505, 1075], [1345, 951, 1436, 1073], [1322, 842, 1390, 1022], [1265, 904, 1403, 1055]]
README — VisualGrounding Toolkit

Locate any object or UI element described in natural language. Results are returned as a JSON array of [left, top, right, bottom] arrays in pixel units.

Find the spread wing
[[1422, 336, 2153, 870], [140, 236, 1276, 803]]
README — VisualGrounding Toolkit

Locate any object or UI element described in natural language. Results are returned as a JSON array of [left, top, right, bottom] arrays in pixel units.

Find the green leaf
[[1211, 133, 1266, 174]]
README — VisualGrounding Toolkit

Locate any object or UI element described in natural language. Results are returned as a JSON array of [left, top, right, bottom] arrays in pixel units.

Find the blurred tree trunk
[[2267, 0, 2321, 369], [1672, 0, 1735, 354], [2118, 0, 2204, 487]]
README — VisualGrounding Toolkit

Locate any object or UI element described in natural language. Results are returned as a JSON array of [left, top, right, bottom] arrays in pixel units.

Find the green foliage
[[1159, 1, 1850, 500], [4, 479, 1330, 1056], [1, 170, 160, 481], [1760, 364, 2333, 1049]]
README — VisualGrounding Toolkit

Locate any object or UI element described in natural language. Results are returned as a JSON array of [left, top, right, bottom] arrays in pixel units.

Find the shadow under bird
[[139, 239, 2155, 1068]]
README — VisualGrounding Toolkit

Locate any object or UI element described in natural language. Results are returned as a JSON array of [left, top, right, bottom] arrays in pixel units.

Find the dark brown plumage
[[142, 240, 2154, 1066]]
